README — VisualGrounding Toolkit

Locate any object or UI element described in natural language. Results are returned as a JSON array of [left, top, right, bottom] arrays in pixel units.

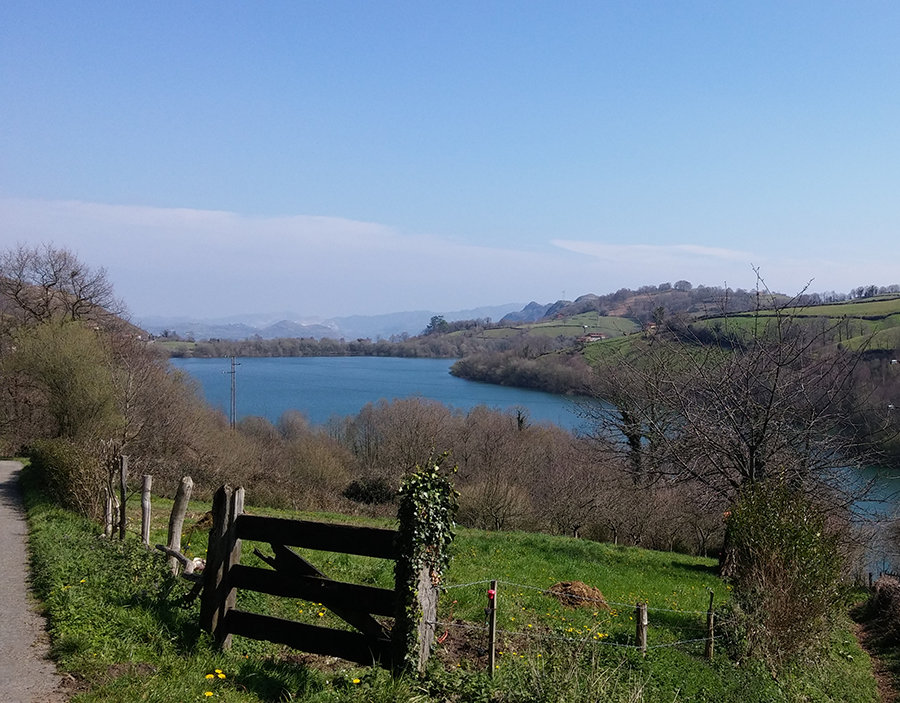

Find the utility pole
[[224, 356, 240, 430]]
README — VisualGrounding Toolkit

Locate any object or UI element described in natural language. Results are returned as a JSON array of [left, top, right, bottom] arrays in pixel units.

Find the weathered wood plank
[[226, 610, 392, 667], [235, 514, 398, 559], [258, 544, 390, 639], [230, 564, 396, 616]]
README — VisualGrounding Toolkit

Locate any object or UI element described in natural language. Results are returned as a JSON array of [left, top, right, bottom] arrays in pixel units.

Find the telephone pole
[[224, 356, 240, 430]]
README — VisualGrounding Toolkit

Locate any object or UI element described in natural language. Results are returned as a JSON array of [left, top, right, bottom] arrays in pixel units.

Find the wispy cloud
[[1, 198, 571, 317], [552, 240, 755, 264], [0, 198, 887, 318]]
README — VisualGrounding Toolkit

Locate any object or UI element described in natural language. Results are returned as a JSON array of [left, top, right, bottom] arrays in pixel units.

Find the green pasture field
[[580, 334, 641, 365], [22, 470, 878, 702], [527, 312, 639, 339], [155, 340, 198, 353], [775, 296, 900, 319], [703, 296, 900, 324], [694, 308, 900, 353], [467, 327, 521, 339], [472, 314, 639, 341]]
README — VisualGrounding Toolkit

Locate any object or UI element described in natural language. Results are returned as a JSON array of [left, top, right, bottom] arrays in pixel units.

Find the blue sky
[[2, 1, 899, 320]]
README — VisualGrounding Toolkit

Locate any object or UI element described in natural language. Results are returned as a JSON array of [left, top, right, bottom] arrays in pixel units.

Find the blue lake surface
[[170, 356, 585, 430], [171, 355, 900, 572]]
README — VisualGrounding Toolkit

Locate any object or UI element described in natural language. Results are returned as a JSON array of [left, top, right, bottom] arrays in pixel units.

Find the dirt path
[[0, 460, 67, 702]]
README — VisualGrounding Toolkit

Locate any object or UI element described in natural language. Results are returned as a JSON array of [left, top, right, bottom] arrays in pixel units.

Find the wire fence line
[[427, 617, 719, 653], [441, 577, 715, 616], [431, 577, 723, 658], [440, 579, 495, 591]]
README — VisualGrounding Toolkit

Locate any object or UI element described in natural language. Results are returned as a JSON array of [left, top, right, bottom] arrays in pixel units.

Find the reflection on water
[[853, 465, 900, 575]]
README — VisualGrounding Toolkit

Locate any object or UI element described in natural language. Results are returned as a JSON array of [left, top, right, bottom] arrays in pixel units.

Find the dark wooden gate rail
[[199, 485, 426, 669]]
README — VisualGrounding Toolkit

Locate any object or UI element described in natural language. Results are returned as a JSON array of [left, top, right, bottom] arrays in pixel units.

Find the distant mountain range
[[136, 303, 526, 341], [137, 281, 805, 342]]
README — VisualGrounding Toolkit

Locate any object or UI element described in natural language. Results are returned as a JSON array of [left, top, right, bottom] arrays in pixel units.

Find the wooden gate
[[199, 485, 424, 669]]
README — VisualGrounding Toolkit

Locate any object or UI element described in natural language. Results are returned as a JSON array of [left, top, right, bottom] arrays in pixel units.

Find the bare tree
[[0, 243, 126, 327], [581, 284, 886, 504]]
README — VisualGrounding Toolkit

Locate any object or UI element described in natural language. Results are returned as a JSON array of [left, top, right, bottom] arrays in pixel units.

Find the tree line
[[169, 320, 572, 361]]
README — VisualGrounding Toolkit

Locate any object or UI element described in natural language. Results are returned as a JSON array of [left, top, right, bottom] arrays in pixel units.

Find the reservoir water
[[171, 356, 900, 571], [170, 356, 584, 430]]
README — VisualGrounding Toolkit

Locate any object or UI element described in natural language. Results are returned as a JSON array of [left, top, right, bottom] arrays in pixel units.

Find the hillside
[[699, 294, 900, 353]]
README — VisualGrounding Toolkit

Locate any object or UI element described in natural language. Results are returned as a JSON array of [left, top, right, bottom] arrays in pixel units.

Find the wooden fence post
[[118, 455, 129, 540], [636, 602, 648, 655], [102, 487, 114, 538], [166, 476, 193, 575], [705, 591, 715, 660], [488, 580, 498, 676], [140, 475, 152, 547]]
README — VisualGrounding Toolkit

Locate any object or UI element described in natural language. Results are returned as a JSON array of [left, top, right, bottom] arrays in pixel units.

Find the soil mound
[[548, 581, 610, 610]]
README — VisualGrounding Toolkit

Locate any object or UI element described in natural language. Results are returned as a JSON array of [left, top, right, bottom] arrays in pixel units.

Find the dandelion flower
[[205, 674, 215, 679], [217, 673, 226, 679], [204, 693, 213, 697], [353, 678, 361, 684]]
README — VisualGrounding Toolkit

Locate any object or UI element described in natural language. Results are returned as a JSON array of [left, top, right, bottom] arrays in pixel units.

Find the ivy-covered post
[[393, 455, 458, 673]]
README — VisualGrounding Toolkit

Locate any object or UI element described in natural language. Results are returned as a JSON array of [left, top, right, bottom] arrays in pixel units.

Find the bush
[[343, 477, 395, 505], [722, 480, 844, 667], [27, 438, 106, 520]]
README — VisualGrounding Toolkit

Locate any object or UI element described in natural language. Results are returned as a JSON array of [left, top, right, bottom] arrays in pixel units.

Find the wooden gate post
[[705, 591, 715, 660], [393, 560, 439, 673], [200, 485, 232, 640], [392, 458, 457, 673], [200, 485, 244, 648]]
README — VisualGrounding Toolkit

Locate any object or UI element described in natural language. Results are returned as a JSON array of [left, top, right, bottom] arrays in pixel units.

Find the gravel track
[[0, 460, 66, 702]]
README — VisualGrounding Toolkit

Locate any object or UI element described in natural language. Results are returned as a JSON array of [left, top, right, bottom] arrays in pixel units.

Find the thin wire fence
[[433, 577, 723, 659]]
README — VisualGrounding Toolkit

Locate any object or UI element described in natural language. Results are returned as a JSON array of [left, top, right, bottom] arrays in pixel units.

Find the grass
[[156, 340, 199, 353], [755, 296, 900, 319], [21, 468, 881, 702], [526, 313, 640, 339], [472, 313, 640, 342]]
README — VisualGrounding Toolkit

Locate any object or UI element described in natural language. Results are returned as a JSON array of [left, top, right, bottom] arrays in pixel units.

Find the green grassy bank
[[22, 468, 878, 702]]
